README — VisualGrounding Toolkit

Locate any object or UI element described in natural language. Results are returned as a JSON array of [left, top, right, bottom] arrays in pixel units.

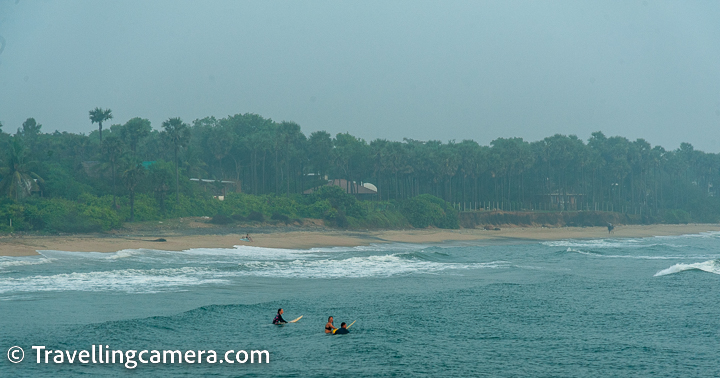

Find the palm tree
[[119, 117, 151, 155], [308, 131, 333, 180], [161, 117, 190, 202], [102, 135, 124, 208], [0, 138, 44, 200], [89, 108, 113, 143], [205, 125, 232, 180], [121, 160, 145, 222]]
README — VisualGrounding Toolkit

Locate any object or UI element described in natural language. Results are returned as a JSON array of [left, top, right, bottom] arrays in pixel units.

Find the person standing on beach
[[325, 316, 337, 333], [273, 308, 287, 324]]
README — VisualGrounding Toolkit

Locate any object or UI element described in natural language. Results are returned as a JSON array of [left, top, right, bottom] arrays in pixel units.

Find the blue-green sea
[[2, 232, 720, 377]]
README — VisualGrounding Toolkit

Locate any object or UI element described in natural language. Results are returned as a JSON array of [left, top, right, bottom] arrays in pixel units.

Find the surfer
[[273, 308, 287, 324], [325, 316, 337, 333], [334, 322, 349, 335], [607, 223, 615, 234]]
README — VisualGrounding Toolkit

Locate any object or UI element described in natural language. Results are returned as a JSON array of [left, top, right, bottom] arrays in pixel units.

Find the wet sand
[[1, 223, 719, 256]]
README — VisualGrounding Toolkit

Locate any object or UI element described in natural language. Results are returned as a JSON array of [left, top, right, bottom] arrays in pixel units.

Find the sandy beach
[[1, 223, 719, 257]]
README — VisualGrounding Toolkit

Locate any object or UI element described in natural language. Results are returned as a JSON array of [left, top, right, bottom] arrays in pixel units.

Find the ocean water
[[1, 232, 720, 377]]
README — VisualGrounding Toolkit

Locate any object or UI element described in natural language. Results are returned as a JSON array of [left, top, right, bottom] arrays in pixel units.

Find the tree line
[[1, 110, 719, 229]]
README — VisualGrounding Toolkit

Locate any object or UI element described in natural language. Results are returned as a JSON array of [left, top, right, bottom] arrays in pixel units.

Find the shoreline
[[1, 223, 719, 257]]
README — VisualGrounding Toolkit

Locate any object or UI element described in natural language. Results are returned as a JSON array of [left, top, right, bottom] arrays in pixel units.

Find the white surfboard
[[289, 315, 303, 323]]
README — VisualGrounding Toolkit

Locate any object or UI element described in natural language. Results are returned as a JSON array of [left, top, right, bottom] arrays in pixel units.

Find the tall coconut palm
[[0, 138, 44, 200], [161, 117, 190, 202], [205, 125, 232, 180], [102, 135, 124, 208], [121, 160, 145, 222], [119, 117, 151, 155], [89, 107, 113, 143]]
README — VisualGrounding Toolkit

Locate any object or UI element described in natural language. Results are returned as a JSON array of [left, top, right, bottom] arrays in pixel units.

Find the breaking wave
[[233, 255, 509, 279], [546, 232, 720, 251], [0, 256, 55, 270], [544, 239, 684, 249], [0, 244, 509, 294], [564, 248, 703, 260], [0, 267, 228, 294], [654, 260, 720, 277]]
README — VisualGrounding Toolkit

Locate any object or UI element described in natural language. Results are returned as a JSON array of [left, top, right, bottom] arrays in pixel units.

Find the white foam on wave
[[654, 231, 720, 240], [34, 243, 434, 268], [106, 249, 142, 259], [565, 248, 706, 260], [38, 249, 141, 260], [1, 243, 515, 294], [0, 267, 228, 294], [38, 245, 358, 260], [187, 245, 316, 258], [547, 231, 720, 250], [0, 250, 509, 293], [654, 260, 720, 277], [306, 243, 430, 253], [33, 247, 317, 269], [0, 294, 35, 301], [175, 243, 429, 260], [234, 255, 509, 279], [0, 256, 55, 270], [544, 239, 680, 249]]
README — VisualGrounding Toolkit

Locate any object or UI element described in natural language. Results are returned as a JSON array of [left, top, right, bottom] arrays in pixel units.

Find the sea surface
[[1, 232, 720, 377]]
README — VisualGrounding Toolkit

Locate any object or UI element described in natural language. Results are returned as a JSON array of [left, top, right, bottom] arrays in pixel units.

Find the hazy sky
[[1, 0, 719, 151]]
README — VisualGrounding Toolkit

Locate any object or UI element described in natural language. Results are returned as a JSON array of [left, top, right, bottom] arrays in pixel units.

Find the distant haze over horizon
[[1, 0, 719, 151]]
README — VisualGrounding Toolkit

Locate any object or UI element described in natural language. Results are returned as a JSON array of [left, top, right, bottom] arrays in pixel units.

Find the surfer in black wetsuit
[[334, 322, 349, 335], [273, 308, 287, 324], [607, 223, 615, 234]]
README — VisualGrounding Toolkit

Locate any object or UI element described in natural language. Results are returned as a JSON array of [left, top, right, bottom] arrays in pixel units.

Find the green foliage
[[164, 193, 221, 218], [41, 162, 94, 199], [210, 214, 234, 224], [146, 160, 175, 213], [401, 194, 459, 229], [265, 195, 300, 218], [309, 186, 365, 218], [0, 200, 34, 232], [89, 107, 113, 142], [125, 194, 162, 221], [246, 211, 265, 222], [662, 209, 692, 224], [684, 194, 720, 223], [348, 208, 409, 229], [0, 196, 121, 233], [221, 193, 269, 217], [299, 199, 333, 219], [271, 213, 291, 223], [21, 118, 42, 137], [119, 117, 151, 153], [4, 109, 720, 233], [146, 161, 175, 191], [0, 137, 44, 200]]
